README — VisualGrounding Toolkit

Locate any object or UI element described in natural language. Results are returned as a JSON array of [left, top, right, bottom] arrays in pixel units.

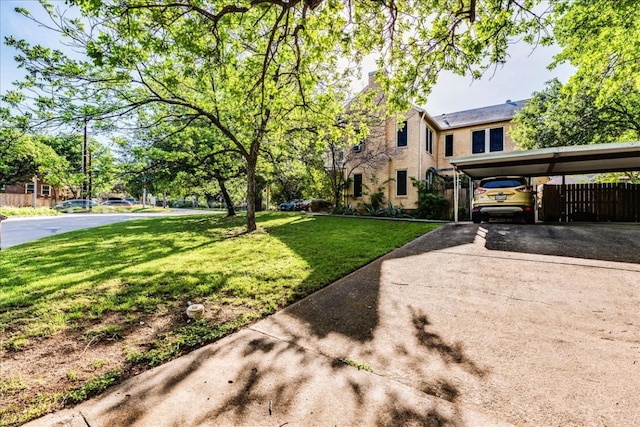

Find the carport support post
[[469, 175, 473, 219], [561, 175, 566, 222], [453, 168, 459, 223]]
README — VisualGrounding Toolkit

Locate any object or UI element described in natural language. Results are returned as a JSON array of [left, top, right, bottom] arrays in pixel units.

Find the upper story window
[[26, 183, 35, 194], [353, 139, 364, 153], [353, 173, 363, 198], [0, 184, 5, 192], [397, 121, 408, 147], [426, 126, 433, 154], [472, 127, 504, 154], [42, 185, 51, 196], [445, 134, 454, 157], [490, 128, 504, 152]]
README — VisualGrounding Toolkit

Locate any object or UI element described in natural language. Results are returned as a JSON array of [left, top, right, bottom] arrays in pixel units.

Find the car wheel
[[525, 211, 535, 224]]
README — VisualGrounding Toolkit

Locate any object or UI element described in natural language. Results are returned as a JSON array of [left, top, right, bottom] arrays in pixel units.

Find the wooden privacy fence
[[542, 183, 640, 222], [0, 193, 56, 208], [442, 188, 470, 220]]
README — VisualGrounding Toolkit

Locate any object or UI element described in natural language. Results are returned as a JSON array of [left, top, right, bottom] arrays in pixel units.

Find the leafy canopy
[[4, 0, 554, 229]]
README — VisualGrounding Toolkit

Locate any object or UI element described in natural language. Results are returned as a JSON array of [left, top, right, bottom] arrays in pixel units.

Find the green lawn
[[0, 212, 440, 425]]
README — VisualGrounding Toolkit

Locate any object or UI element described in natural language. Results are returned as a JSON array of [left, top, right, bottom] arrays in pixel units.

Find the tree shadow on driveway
[[73, 223, 502, 426]]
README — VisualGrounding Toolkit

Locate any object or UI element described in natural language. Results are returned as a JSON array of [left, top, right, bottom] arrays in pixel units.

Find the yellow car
[[472, 177, 535, 224]]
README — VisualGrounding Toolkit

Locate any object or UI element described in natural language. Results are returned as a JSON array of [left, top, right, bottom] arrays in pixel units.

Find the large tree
[[3, 0, 553, 231], [552, 0, 640, 105], [512, 1, 640, 150], [511, 78, 640, 149], [125, 113, 247, 215]]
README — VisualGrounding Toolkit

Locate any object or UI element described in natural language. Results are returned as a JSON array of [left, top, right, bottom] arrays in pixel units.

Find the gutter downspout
[[418, 112, 423, 181]]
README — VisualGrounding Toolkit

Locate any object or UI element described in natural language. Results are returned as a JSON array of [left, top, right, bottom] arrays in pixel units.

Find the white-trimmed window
[[396, 170, 408, 196], [397, 121, 408, 147], [445, 134, 454, 157], [472, 127, 504, 154], [41, 185, 51, 196], [353, 173, 363, 198], [26, 183, 35, 194]]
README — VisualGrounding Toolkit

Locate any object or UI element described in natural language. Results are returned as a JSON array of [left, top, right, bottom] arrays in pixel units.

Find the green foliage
[[0, 122, 62, 186], [552, 0, 640, 107], [3, 0, 562, 232], [511, 79, 640, 149], [333, 204, 360, 216], [532, 1, 640, 151], [412, 179, 449, 220], [126, 319, 246, 367], [338, 358, 372, 372], [0, 376, 27, 394], [66, 371, 121, 403], [371, 203, 412, 218], [0, 207, 59, 217], [361, 176, 388, 212]]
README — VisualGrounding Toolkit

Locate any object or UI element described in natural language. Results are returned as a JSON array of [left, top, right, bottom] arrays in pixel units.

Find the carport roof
[[450, 141, 640, 179]]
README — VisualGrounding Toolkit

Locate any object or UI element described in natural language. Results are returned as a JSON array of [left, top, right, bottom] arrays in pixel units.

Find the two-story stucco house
[[344, 73, 526, 212]]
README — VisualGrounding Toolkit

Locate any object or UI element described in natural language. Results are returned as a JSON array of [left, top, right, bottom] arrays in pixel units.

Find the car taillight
[[515, 186, 532, 193], [474, 188, 486, 195]]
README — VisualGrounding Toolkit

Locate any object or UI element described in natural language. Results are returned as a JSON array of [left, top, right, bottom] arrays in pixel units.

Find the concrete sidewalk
[[26, 223, 640, 426]]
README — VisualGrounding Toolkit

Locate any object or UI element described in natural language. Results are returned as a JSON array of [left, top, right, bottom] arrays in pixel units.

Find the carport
[[449, 141, 640, 222]]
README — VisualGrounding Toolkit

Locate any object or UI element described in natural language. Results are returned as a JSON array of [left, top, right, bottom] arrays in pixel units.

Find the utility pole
[[32, 176, 38, 208], [83, 118, 94, 208], [82, 118, 88, 199]]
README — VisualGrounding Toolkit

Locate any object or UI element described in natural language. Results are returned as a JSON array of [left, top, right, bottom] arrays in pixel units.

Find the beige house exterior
[[344, 74, 526, 212]]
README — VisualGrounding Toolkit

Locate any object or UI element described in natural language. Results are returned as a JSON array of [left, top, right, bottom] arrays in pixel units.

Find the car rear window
[[480, 178, 527, 188]]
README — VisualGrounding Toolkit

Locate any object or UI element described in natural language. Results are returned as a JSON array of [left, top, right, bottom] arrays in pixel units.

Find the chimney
[[368, 70, 378, 87]]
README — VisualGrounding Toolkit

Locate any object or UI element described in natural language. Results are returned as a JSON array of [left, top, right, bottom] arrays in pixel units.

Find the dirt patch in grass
[[0, 303, 251, 426]]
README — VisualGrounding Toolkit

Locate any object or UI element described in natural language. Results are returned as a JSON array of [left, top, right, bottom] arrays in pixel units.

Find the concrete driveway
[[27, 223, 640, 427]]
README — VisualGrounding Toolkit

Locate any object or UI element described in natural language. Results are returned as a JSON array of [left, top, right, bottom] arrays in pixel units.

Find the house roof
[[431, 100, 527, 130], [450, 141, 640, 179]]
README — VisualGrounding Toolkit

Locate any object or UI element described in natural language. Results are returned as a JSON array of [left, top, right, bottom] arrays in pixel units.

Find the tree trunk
[[218, 178, 236, 217], [245, 153, 258, 232]]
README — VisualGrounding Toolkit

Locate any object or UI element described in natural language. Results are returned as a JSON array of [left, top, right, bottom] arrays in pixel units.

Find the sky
[[1, 0, 575, 117]]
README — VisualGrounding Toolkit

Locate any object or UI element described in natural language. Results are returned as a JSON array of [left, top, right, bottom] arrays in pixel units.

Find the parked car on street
[[54, 199, 99, 210], [278, 200, 298, 211], [101, 200, 134, 207], [472, 177, 535, 224], [294, 199, 311, 211]]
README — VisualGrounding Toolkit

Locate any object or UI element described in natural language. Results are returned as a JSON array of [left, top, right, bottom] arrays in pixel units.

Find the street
[[0, 210, 213, 250]]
